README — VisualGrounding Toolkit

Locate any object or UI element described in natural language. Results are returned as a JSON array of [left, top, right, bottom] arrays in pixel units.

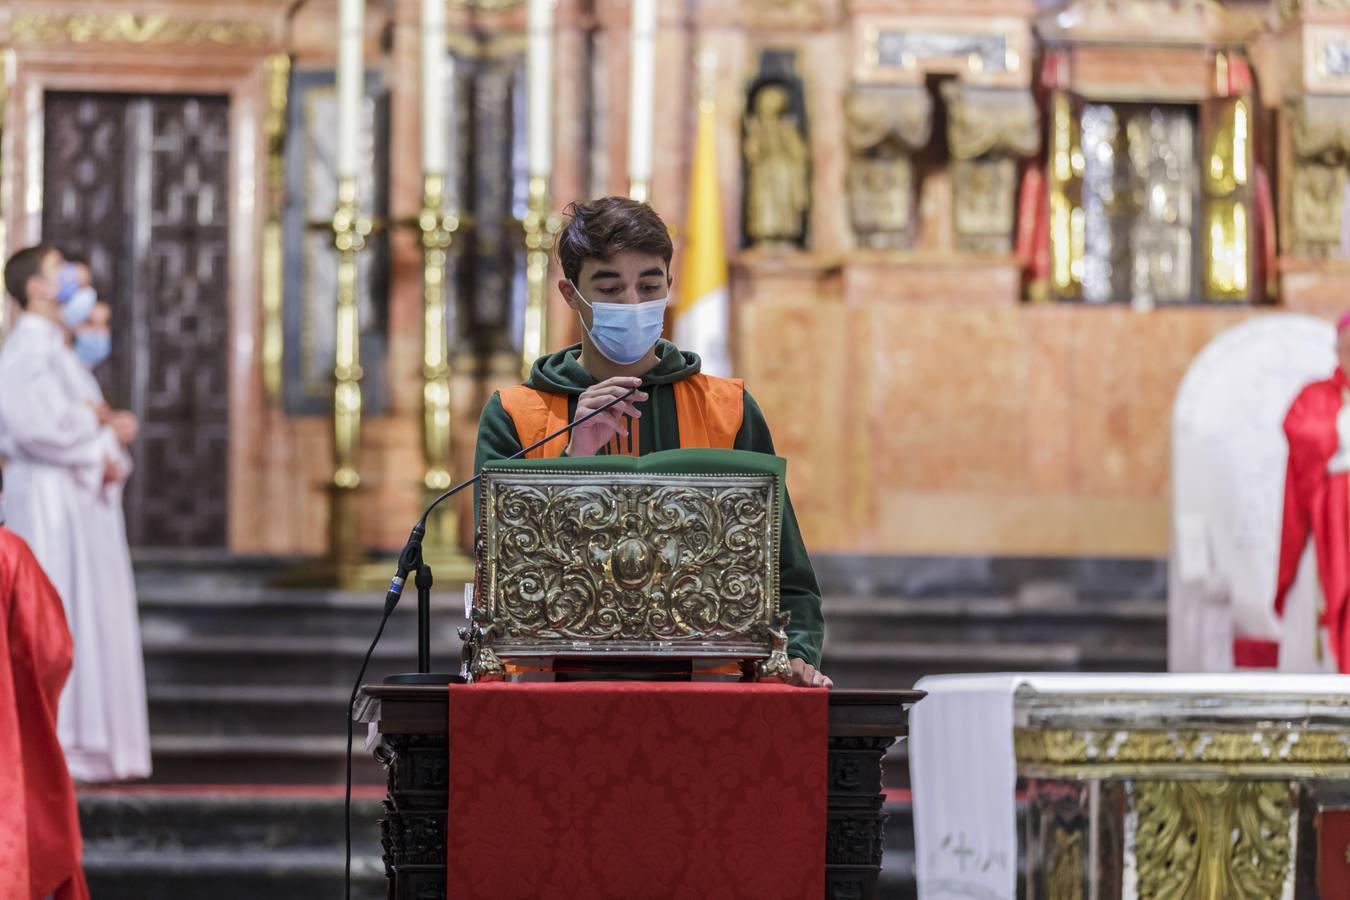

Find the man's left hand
[[786, 657, 833, 689]]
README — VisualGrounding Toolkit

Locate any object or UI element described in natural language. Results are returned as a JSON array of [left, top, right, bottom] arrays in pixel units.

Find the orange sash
[[498, 374, 744, 459]]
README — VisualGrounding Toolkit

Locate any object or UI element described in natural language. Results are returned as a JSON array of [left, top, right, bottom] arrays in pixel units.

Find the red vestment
[[0, 528, 88, 900], [1275, 368, 1350, 673]]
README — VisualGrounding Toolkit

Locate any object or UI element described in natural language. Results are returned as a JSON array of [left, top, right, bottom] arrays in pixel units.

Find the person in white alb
[[0, 245, 151, 782]]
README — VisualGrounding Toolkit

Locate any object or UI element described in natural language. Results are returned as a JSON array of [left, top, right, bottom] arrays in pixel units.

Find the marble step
[[136, 583, 465, 641], [79, 788, 384, 849], [148, 684, 354, 737], [79, 788, 386, 900], [822, 594, 1165, 646], [83, 848, 386, 900], [821, 638, 1167, 690], [141, 633, 464, 687], [145, 734, 385, 785]]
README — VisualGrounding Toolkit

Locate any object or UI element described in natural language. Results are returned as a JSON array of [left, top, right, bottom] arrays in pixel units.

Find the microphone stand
[[344, 386, 639, 899]]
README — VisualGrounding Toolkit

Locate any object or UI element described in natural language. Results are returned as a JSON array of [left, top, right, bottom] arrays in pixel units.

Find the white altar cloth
[[909, 672, 1350, 900]]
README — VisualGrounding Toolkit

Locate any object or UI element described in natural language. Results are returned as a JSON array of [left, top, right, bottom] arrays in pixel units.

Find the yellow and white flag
[[674, 69, 730, 377]]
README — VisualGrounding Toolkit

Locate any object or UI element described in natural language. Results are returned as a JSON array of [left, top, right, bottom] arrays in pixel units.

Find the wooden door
[[42, 91, 231, 547]]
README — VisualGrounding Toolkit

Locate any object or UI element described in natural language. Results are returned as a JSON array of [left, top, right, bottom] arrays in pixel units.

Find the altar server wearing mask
[[475, 197, 828, 687], [0, 245, 150, 781]]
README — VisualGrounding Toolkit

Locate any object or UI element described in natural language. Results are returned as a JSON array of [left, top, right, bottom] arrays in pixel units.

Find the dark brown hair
[[556, 197, 673, 284], [4, 244, 55, 309]]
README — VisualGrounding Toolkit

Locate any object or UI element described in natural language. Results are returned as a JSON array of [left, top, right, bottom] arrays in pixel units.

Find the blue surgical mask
[[60, 286, 97, 328], [570, 280, 668, 365], [54, 263, 81, 302], [75, 329, 111, 369]]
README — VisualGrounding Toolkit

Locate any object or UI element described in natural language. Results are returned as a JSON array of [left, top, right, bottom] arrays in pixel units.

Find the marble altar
[[912, 673, 1350, 900]]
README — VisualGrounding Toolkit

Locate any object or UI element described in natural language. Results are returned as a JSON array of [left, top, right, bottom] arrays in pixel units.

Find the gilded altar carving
[[1293, 163, 1346, 256], [844, 86, 932, 249], [1282, 0, 1350, 20], [1017, 726, 1350, 771], [1134, 780, 1293, 900], [1287, 96, 1350, 258], [262, 55, 290, 405], [942, 83, 1040, 163], [476, 471, 784, 664], [744, 85, 810, 249], [1046, 826, 1084, 900], [7, 13, 271, 46], [941, 83, 1039, 254]]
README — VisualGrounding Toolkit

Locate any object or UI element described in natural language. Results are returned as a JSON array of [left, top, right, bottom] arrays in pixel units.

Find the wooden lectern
[[354, 685, 922, 900], [355, 451, 921, 897]]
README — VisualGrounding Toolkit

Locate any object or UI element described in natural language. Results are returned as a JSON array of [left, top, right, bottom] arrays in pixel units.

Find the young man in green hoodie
[[474, 196, 829, 688]]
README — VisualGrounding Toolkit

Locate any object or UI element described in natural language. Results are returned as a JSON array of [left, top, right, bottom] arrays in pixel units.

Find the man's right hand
[[565, 377, 647, 457], [102, 457, 124, 487], [110, 411, 138, 446]]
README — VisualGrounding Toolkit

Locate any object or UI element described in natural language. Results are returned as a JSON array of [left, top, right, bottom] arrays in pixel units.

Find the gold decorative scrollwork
[[941, 83, 1040, 162], [941, 82, 1040, 255], [1047, 826, 1084, 900], [844, 86, 931, 249], [1287, 96, 1350, 258], [1017, 727, 1350, 770], [449, 0, 526, 10], [1134, 780, 1293, 900], [261, 54, 290, 404], [479, 473, 782, 658], [8, 13, 271, 46]]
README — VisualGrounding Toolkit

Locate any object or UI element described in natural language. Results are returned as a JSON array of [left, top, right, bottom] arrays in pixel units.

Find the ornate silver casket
[[463, 452, 790, 681]]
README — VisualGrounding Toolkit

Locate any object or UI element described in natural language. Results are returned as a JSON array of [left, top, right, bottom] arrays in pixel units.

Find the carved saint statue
[[743, 85, 809, 248]]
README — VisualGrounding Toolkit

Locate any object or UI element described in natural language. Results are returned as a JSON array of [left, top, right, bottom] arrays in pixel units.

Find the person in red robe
[[1274, 313, 1350, 673], [0, 469, 89, 900]]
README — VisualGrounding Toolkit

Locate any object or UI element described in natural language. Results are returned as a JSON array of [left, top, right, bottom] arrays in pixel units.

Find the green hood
[[524, 340, 702, 394]]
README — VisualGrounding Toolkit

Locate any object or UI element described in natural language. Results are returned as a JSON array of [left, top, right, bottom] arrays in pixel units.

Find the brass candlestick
[[330, 176, 371, 578], [419, 173, 474, 577], [520, 175, 562, 378]]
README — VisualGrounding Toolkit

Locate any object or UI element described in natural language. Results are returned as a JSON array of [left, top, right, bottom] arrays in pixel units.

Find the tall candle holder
[[419, 173, 475, 576], [330, 175, 371, 580], [521, 175, 562, 378]]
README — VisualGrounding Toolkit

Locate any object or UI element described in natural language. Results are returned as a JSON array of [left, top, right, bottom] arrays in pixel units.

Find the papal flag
[[674, 63, 730, 377]]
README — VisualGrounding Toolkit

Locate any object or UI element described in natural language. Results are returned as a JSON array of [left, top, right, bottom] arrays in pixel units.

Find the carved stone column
[[941, 82, 1041, 254], [843, 86, 932, 250]]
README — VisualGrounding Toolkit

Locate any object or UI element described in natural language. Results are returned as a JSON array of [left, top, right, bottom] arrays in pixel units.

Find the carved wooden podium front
[[354, 685, 920, 900]]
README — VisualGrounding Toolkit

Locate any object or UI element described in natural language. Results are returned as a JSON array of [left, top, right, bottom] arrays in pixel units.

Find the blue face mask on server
[[569, 280, 668, 366], [54, 264, 96, 328], [75, 330, 112, 369]]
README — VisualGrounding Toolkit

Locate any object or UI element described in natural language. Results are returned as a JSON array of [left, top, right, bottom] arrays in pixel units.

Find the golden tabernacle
[[463, 450, 792, 681]]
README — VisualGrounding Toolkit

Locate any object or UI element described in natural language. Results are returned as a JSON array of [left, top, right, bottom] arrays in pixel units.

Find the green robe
[[473, 339, 825, 667]]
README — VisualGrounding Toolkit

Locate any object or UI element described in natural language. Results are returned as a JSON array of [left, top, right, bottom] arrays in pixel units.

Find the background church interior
[[1, 0, 1342, 895]]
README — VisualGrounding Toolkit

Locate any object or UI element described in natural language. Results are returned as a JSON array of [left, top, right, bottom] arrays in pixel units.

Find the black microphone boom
[[344, 384, 638, 900], [380, 385, 639, 611]]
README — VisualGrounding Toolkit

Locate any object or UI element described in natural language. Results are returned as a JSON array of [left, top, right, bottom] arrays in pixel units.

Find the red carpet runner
[[447, 681, 828, 899]]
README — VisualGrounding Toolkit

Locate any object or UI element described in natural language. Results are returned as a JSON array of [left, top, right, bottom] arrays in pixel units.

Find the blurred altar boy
[[0, 246, 150, 781]]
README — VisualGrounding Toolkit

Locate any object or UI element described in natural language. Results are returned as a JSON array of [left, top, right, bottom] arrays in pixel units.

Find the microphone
[[344, 384, 638, 900], [380, 384, 641, 614]]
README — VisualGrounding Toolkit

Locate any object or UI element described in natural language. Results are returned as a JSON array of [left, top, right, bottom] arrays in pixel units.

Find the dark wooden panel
[[42, 91, 231, 548]]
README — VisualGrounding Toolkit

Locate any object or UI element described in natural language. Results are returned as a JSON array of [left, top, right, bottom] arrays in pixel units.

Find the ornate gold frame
[[470, 470, 789, 675]]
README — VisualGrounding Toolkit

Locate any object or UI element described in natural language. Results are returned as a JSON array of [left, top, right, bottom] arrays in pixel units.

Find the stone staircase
[[78, 553, 1167, 899]]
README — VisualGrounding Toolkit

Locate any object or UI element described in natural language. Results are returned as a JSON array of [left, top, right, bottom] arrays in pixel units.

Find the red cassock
[[0, 528, 89, 900], [1275, 368, 1350, 673]]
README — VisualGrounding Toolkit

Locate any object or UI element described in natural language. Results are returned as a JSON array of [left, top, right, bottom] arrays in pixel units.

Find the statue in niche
[[844, 87, 931, 250], [1292, 164, 1345, 257], [743, 85, 809, 248], [941, 81, 1040, 254]]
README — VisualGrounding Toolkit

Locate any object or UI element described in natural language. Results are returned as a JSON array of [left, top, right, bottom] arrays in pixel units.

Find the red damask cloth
[[0, 529, 88, 900], [447, 681, 827, 899]]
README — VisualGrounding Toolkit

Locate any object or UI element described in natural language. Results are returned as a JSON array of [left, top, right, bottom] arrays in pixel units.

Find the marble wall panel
[[735, 270, 1282, 557], [867, 305, 1033, 494]]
